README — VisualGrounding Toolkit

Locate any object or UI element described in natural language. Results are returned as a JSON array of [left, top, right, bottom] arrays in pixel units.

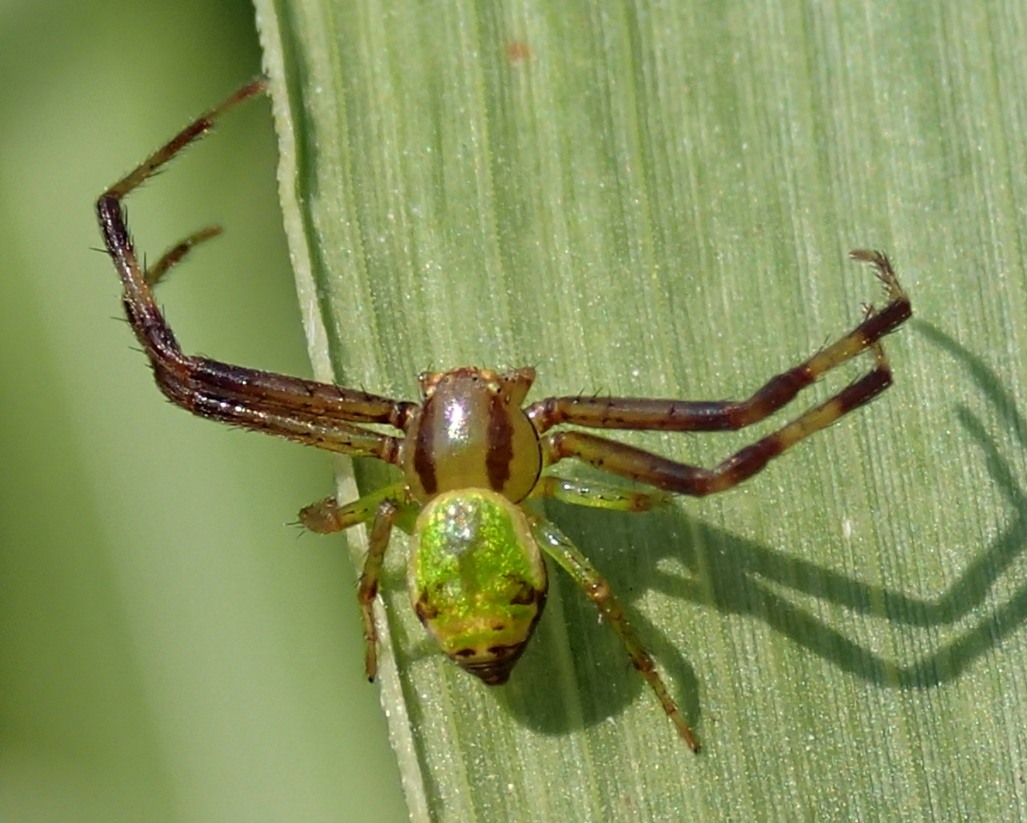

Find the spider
[[96, 78, 911, 753]]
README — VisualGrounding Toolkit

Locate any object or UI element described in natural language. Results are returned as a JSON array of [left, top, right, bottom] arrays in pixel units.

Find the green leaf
[[256, 1, 1027, 820]]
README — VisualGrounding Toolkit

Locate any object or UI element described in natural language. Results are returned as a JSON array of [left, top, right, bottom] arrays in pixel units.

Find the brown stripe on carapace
[[412, 403, 438, 496], [485, 390, 515, 492]]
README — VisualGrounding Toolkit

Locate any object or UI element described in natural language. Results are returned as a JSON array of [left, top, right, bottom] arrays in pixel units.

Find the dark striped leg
[[96, 78, 416, 455], [532, 516, 700, 752], [541, 340, 895, 496], [527, 250, 910, 434]]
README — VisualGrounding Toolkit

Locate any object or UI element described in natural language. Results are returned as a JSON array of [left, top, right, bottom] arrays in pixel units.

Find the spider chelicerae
[[97, 78, 911, 752]]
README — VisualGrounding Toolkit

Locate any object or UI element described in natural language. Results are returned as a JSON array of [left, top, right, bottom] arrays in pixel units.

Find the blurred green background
[[6, 1, 1027, 820], [0, 1, 407, 820]]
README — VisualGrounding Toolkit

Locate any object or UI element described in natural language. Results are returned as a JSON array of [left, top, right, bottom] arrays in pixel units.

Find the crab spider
[[97, 78, 911, 752]]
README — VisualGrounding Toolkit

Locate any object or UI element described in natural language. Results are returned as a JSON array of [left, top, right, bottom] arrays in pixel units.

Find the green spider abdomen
[[409, 488, 547, 685]]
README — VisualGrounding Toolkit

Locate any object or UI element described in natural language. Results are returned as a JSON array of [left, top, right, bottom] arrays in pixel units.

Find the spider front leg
[[96, 78, 416, 459], [531, 516, 700, 752], [145, 225, 224, 287]]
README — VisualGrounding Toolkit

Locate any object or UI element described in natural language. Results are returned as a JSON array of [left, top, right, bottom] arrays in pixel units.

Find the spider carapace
[[97, 78, 911, 752]]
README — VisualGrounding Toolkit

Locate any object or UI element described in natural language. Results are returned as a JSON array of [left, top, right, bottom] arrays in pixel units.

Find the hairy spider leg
[[145, 225, 224, 287], [532, 517, 701, 752], [95, 78, 415, 459], [527, 250, 910, 434], [541, 353, 890, 495], [532, 252, 910, 495]]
